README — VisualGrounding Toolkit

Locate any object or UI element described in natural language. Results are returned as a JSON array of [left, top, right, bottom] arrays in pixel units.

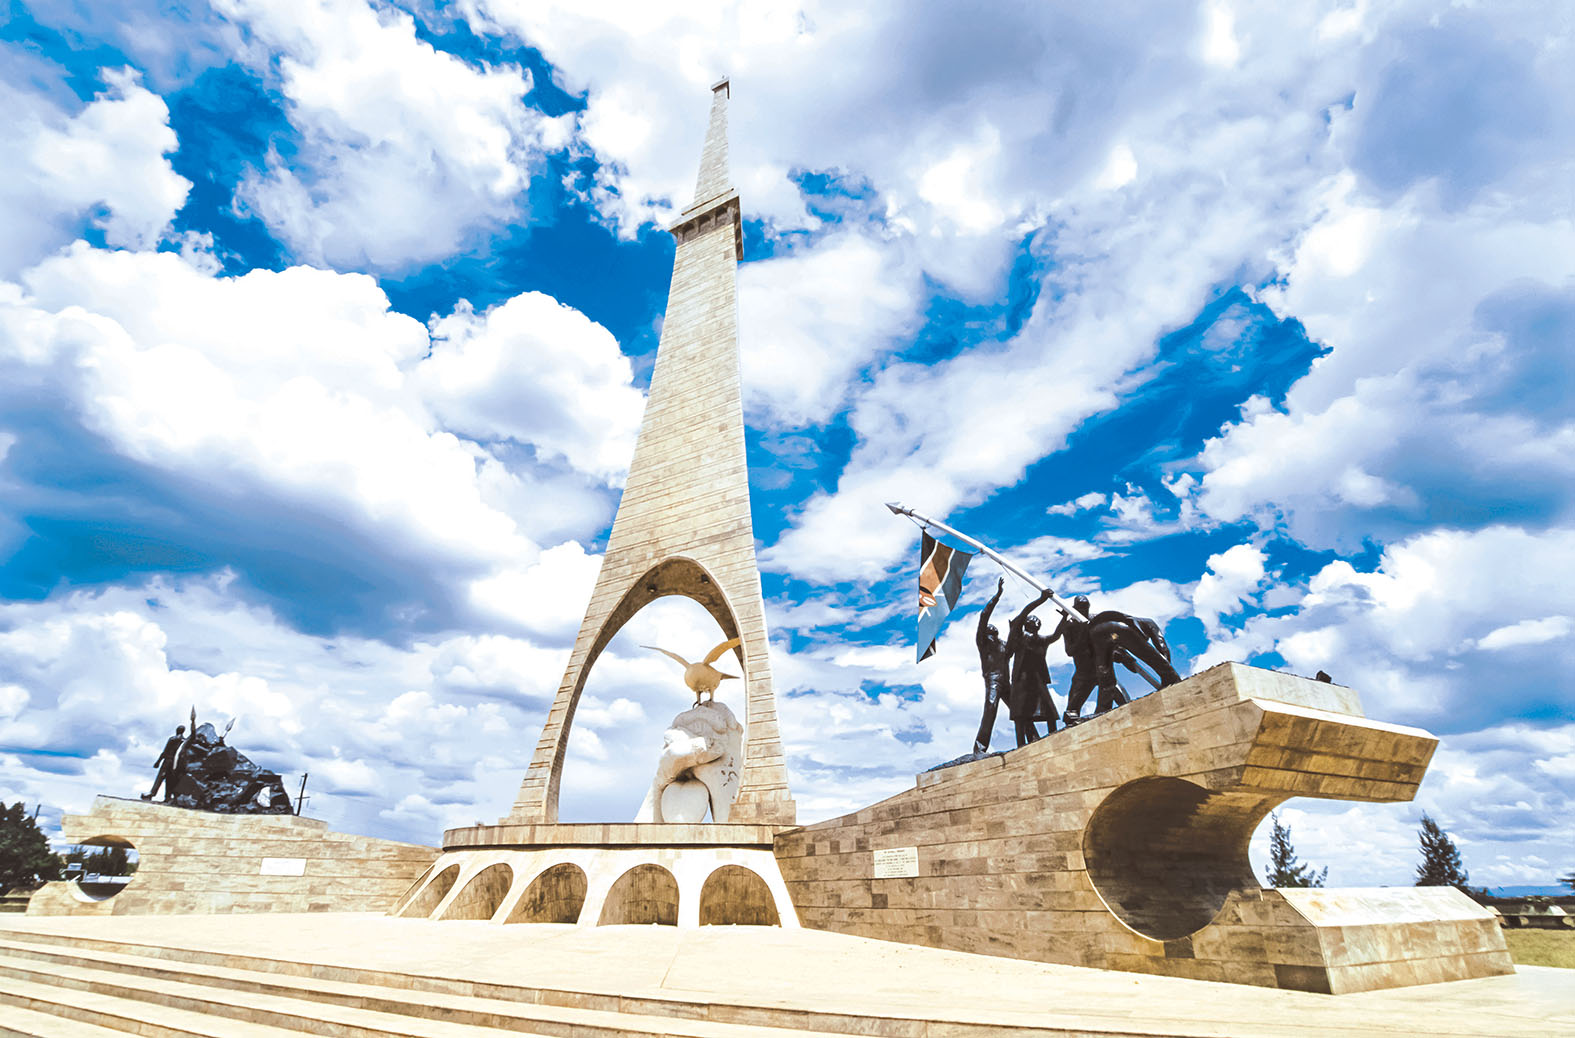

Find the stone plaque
[[872, 846, 919, 879], [258, 857, 307, 876]]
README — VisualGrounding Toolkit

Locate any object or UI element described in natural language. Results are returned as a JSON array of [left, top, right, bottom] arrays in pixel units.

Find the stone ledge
[[445, 822, 784, 851]]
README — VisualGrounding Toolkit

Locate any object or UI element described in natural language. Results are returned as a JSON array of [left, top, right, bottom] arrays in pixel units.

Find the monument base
[[398, 822, 798, 927], [26, 795, 437, 916], [771, 663, 1515, 993]]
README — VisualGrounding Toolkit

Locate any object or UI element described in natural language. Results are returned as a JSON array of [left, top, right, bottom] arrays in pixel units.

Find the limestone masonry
[[772, 663, 1513, 993], [26, 796, 435, 916]]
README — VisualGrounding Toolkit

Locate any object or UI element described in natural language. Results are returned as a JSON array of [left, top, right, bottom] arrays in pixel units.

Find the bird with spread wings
[[642, 637, 742, 704]]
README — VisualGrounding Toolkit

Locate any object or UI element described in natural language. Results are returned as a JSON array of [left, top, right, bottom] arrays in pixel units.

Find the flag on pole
[[915, 531, 974, 662]]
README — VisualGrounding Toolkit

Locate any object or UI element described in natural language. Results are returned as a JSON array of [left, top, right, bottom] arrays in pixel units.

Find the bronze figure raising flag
[[889, 502, 1185, 749]]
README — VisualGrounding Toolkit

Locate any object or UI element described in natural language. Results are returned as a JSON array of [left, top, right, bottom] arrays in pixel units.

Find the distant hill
[[1489, 885, 1570, 898]]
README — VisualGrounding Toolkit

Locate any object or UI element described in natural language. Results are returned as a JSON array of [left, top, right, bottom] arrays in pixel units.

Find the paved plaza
[[1, 913, 1568, 1036]]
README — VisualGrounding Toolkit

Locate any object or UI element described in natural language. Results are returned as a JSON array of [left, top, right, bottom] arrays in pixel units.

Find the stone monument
[[391, 84, 1509, 995], [773, 663, 1513, 993], [506, 78, 792, 832], [26, 710, 435, 916], [395, 81, 798, 930]]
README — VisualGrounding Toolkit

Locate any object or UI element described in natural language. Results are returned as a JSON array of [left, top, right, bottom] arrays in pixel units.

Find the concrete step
[[0, 943, 841, 1038], [0, 953, 565, 1038], [0, 1001, 137, 1038], [0, 974, 305, 1037], [0, 929, 912, 1037]]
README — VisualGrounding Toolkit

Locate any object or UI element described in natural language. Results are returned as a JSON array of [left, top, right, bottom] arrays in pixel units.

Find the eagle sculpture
[[642, 636, 742, 703]]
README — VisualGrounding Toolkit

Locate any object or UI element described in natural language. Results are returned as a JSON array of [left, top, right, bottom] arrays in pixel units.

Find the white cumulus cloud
[[0, 65, 190, 277], [218, 0, 570, 269]]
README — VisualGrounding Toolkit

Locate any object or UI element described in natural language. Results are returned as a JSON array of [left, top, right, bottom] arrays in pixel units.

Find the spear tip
[[884, 502, 908, 516]]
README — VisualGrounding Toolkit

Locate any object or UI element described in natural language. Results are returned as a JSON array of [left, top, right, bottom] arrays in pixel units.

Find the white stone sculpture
[[635, 699, 743, 824]]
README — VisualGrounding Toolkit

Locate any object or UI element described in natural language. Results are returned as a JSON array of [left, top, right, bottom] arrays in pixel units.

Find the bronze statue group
[[140, 711, 293, 814], [974, 577, 1182, 753]]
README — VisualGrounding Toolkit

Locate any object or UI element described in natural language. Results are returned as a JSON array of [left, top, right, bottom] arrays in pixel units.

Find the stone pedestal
[[771, 663, 1514, 993], [397, 822, 798, 929], [26, 796, 437, 916]]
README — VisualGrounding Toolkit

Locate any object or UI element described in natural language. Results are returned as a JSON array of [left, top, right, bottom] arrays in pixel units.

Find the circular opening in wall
[[65, 837, 139, 902], [1083, 777, 1273, 941]]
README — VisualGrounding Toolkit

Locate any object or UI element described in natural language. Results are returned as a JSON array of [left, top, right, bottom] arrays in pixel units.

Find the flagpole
[[885, 503, 1089, 624]]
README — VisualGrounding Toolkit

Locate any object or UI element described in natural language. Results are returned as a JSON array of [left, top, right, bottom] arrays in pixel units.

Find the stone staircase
[[0, 927, 959, 1038], [0, 893, 32, 915]]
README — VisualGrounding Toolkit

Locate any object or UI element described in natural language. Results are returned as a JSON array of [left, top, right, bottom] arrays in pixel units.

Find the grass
[[1503, 928, 1575, 968]]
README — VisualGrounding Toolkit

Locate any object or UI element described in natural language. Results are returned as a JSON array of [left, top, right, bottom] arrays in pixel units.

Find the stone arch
[[518, 555, 759, 824], [506, 863, 588, 924], [1083, 776, 1279, 941], [697, 865, 779, 926], [439, 862, 513, 922], [597, 863, 680, 926], [396, 862, 460, 918]]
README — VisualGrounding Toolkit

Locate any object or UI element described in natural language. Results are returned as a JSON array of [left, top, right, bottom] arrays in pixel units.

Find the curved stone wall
[[395, 863, 459, 918], [26, 796, 436, 917]]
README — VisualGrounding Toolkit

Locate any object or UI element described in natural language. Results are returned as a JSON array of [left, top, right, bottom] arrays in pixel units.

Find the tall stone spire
[[691, 78, 730, 206], [506, 79, 795, 827]]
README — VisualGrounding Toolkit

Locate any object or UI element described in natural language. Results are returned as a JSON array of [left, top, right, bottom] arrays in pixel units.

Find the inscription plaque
[[873, 846, 919, 879]]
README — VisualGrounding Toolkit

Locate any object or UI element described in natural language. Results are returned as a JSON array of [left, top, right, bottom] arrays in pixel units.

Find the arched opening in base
[[560, 581, 740, 824], [397, 863, 459, 918], [597, 863, 679, 926], [439, 862, 513, 921], [506, 863, 588, 924], [698, 865, 778, 926]]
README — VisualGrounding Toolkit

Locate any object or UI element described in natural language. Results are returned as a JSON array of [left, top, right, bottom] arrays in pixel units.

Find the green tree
[[64, 843, 134, 877], [1263, 812, 1328, 887], [1559, 869, 1573, 892], [1415, 812, 1472, 888], [0, 802, 63, 894]]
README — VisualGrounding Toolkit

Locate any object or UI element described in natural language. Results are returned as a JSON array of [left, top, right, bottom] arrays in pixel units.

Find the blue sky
[[0, 0, 1570, 890]]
